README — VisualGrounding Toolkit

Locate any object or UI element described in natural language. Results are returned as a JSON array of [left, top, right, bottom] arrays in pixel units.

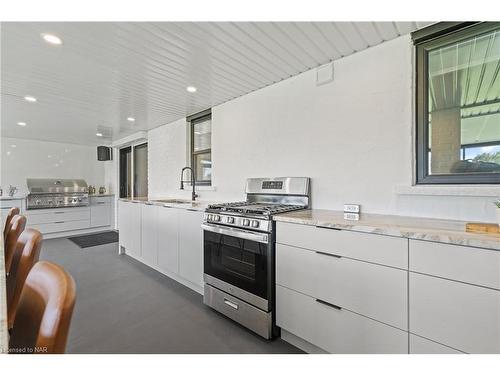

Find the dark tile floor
[[41, 238, 303, 354]]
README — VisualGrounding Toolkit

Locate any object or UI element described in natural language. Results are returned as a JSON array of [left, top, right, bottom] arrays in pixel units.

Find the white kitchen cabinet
[[157, 206, 179, 274], [409, 239, 500, 290], [409, 272, 500, 353], [276, 243, 408, 330], [118, 200, 141, 259], [25, 206, 90, 234], [90, 196, 112, 228], [1, 199, 23, 232], [409, 334, 463, 354], [178, 209, 204, 288], [141, 204, 158, 267], [276, 285, 408, 354], [276, 221, 408, 269]]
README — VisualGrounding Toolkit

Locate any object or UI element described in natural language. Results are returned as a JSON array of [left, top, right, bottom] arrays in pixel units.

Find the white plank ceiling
[[1, 22, 432, 145]]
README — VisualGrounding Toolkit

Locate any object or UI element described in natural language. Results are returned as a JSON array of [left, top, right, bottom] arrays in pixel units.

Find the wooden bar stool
[[3, 207, 20, 241], [4, 214, 27, 274], [9, 261, 76, 354], [6, 228, 43, 329]]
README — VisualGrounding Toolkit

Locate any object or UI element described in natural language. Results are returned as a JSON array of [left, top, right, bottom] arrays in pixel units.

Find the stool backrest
[[9, 261, 76, 354], [3, 207, 20, 240], [4, 214, 27, 274], [7, 228, 43, 329]]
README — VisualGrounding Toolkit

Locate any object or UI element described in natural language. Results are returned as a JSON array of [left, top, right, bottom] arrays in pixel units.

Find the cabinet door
[[141, 204, 158, 266], [118, 200, 131, 250], [276, 285, 408, 354], [118, 201, 141, 259], [410, 272, 500, 353], [410, 334, 463, 354], [157, 207, 179, 274], [276, 243, 408, 329], [178, 209, 204, 288], [90, 204, 111, 227]]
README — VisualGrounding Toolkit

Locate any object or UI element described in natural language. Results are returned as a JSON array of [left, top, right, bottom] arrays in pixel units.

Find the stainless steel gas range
[[202, 177, 310, 339]]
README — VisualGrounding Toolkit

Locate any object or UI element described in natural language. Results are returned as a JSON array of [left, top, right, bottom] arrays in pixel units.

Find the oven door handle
[[201, 223, 269, 244]]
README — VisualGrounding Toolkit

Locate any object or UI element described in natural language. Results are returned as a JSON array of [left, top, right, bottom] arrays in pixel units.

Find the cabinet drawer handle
[[223, 298, 239, 310], [96, 202, 107, 205], [54, 221, 65, 224], [316, 225, 341, 231], [315, 251, 342, 259], [316, 299, 342, 310], [54, 211, 65, 214]]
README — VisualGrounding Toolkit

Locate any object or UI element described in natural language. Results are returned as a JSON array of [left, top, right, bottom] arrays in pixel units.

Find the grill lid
[[26, 178, 88, 194]]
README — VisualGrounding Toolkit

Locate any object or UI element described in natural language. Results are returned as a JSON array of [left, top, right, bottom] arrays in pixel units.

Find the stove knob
[[207, 214, 213, 221], [251, 220, 260, 228], [226, 216, 235, 224], [214, 215, 221, 222], [242, 219, 250, 227], [35, 199, 41, 205]]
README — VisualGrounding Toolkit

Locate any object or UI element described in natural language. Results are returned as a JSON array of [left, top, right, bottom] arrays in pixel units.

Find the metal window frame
[[119, 141, 148, 198], [415, 21, 500, 184], [188, 109, 212, 186]]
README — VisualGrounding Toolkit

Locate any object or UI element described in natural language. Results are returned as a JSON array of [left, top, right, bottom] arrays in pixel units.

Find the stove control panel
[[203, 213, 270, 233], [26, 194, 89, 210]]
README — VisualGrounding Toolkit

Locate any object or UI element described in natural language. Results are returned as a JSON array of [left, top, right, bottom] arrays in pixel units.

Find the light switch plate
[[344, 204, 360, 213], [316, 62, 334, 86], [344, 212, 360, 221]]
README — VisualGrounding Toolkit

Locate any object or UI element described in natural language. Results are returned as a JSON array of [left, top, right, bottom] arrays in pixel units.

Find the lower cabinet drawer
[[409, 334, 463, 354], [30, 219, 90, 234], [276, 244, 408, 329], [26, 209, 90, 225], [409, 272, 500, 353], [276, 285, 408, 354]]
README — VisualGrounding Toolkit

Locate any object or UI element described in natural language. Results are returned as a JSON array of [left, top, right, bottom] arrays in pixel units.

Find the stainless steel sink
[[152, 199, 193, 204]]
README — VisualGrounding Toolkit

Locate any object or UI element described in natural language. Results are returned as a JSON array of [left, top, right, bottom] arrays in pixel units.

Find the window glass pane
[[194, 152, 212, 182], [193, 118, 211, 152], [119, 147, 132, 198], [427, 27, 500, 175], [133, 143, 148, 197]]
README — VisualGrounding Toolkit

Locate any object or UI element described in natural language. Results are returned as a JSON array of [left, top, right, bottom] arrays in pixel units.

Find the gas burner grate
[[208, 201, 305, 216]]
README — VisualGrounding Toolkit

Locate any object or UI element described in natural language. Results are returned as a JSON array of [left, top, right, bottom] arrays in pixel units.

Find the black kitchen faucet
[[180, 166, 198, 201]]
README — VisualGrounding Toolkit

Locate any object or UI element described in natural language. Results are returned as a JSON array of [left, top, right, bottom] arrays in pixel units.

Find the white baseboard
[[280, 329, 328, 354], [43, 226, 115, 240], [122, 251, 204, 295]]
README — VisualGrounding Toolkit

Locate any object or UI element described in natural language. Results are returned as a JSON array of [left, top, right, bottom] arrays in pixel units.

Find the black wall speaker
[[97, 146, 113, 161]]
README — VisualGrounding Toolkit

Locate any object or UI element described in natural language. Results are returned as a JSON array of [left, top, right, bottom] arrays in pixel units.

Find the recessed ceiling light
[[17, 122, 27, 126], [11, 144, 17, 148], [6, 151, 11, 156], [24, 95, 37, 102], [186, 86, 197, 93], [96, 132, 103, 137], [41, 33, 62, 45], [127, 117, 135, 122]]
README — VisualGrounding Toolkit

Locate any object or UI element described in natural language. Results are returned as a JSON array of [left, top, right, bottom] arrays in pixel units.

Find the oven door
[[202, 223, 271, 310]]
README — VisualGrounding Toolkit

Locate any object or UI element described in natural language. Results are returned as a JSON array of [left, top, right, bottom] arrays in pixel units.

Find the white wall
[[1, 137, 107, 194], [148, 35, 499, 222]]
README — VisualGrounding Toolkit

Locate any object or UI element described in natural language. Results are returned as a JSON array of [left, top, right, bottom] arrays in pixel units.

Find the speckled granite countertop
[[118, 197, 217, 212], [273, 209, 500, 251]]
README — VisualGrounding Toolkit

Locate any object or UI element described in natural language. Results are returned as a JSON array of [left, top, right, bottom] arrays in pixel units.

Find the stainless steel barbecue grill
[[26, 178, 89, 210]]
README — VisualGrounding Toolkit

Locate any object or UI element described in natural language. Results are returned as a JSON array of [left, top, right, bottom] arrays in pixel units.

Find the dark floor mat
[[68, 231, 119, 248]]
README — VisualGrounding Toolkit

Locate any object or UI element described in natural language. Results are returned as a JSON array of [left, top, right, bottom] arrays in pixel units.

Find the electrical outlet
[[344, 212, 360, 221], [344, 204, 360, 213]]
